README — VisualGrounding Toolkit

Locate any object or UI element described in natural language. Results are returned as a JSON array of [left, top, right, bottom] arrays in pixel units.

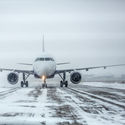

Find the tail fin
[[42, 35, 45, 52]]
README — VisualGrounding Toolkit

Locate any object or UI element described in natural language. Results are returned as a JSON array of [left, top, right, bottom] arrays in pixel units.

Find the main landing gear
[[59, 72, 68, 87], [60, 81, 68, 87], [21, 73, 30, 87]]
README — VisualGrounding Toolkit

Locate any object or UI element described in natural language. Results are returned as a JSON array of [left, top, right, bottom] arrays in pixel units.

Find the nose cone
[[34, 63, 48, 76], [39, 66, 48, 76], [33, 61, 56, 77]]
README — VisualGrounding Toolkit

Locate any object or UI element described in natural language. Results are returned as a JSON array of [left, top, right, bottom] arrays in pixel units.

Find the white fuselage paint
[[33, 53, 56, 78]]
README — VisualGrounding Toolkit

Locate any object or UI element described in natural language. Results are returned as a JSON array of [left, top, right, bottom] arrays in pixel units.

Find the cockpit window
[[45, 58, 54, 61], [51, 58, 54, 61], [35, 57, 54, 62], [45, 58, 50, 61], [35, 58, 39, 61], [40, 58, 44, 61]]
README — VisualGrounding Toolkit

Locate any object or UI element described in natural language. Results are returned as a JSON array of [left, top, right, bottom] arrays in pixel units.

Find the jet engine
[[7, 72, 19, 85], [70, 72, 82, 84]]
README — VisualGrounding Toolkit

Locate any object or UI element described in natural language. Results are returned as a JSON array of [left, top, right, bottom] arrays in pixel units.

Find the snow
[[0, 81, 125, 125], [82, 82, 125, 90]]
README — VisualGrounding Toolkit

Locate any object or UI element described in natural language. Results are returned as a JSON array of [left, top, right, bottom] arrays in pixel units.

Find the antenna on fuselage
[[42, 35, 45, 52]]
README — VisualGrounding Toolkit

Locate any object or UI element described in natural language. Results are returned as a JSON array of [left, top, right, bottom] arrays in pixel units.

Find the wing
[[18, 62, 70, 66], [0, 68, 34, 74], [55, 64, 125, 74]]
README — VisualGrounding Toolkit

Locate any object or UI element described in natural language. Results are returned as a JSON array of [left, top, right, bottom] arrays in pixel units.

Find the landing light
[[41, 75, 46, 81]]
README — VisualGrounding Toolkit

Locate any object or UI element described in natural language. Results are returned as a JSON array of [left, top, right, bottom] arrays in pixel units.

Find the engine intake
[[7, 72, 19, 85], [70, 72, 82, 84]]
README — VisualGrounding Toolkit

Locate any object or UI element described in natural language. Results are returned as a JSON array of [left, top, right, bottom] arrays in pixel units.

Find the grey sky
[[0, 0, 125, 76]]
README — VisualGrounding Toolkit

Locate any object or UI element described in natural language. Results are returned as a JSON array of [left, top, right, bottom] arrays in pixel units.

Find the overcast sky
[[0, 0, 125, 76]]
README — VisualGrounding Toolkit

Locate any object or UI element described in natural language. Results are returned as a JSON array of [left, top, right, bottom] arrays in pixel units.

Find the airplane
[[0, 36, 125, 88]]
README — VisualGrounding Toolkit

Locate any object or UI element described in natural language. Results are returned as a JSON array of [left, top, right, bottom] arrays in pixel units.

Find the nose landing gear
[[42, 80, 47, 88]]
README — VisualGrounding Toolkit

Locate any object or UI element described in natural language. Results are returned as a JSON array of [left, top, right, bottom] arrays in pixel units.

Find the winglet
[[42, 35, 45, 52]]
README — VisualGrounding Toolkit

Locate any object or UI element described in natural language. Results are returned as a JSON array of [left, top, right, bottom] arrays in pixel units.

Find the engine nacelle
[[7, 72, 19, 85], [70, 72, 82, 84]]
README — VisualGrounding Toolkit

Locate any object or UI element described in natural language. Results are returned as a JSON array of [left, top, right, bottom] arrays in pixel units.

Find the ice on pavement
[[0, 79, 125, 124], [83, 82, 125, 90]]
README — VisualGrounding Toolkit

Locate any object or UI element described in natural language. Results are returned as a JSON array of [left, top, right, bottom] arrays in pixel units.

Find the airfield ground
[[0, 82, 125, 125]]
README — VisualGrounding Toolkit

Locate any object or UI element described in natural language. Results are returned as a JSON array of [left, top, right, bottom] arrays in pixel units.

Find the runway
[[0, 82, 125, 125]]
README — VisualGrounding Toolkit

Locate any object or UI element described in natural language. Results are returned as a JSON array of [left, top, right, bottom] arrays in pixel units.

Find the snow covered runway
[[0, 82, 125, 125]]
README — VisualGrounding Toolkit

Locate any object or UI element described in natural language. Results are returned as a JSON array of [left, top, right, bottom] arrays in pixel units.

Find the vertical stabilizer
[[42, 35, 45, 52]]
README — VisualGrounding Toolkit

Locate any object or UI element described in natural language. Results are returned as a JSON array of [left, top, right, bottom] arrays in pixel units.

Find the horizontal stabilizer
[[56, 62, 70, 65], [17, 63, 32, 66]]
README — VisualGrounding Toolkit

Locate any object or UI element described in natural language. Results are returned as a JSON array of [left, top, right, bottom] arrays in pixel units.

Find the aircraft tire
[[42, 84, 44, 88], [60, 81, 63, 87], [25, 81, 28, 87], [42, 83, 47, 88], [65, 81, 68, 87], [21, 81, 24, 87]]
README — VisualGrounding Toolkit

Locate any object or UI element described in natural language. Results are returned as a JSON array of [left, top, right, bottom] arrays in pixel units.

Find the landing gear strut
[[42, 80, 47, 88], [59, 72, 68, 87], [21, 73, 30, 87]]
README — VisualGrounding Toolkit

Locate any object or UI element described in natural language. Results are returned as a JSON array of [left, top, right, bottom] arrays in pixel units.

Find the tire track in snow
[[67, 87, 125, 109], [0, 87, 20, 99], [61, 87, 125, 125]]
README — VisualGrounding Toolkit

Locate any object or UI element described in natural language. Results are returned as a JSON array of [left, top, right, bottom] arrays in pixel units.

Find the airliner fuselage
[[1, 36, 125, 88], [33, 53, 56, 79]]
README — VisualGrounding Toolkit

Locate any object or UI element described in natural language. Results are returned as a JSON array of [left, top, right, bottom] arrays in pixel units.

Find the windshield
[[35, 57, 54, 62]]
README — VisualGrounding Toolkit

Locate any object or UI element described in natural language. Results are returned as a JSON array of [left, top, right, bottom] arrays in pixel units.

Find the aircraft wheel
[[42, 84, 45, 88], [25, 81, 28, 87], [60, 81, 63, 87], [42, 83, 47, 88], [65, 81, 68, 87], [45, 84, 47, 88], [21, 81, 24, 87]]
